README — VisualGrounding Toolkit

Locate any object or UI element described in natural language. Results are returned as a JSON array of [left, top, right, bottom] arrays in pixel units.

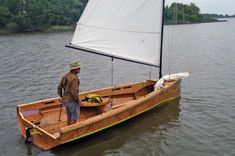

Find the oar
[[58, 102, 63, 122]]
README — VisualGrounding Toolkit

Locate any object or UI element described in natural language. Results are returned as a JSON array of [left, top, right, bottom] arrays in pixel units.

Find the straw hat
[[70, 61, 80, 70]]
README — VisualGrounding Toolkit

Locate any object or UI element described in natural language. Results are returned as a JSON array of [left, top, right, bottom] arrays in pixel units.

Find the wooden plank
[[59, 80, 180, 144], [16, 79, 181, 150], [60, 80, 179, 134]]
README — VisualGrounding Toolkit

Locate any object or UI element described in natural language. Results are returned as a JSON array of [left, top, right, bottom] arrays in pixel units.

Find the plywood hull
[[17, 79, 181, 150]]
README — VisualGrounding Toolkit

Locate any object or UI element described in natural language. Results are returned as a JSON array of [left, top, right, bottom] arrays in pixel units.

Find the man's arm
[[57, 77, 65, 97]]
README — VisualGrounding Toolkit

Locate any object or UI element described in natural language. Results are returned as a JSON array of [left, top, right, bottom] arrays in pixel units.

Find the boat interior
[[18, 80, 162, 138]]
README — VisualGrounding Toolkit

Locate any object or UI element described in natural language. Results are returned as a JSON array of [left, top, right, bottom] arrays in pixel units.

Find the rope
[[110, 57, 114, 106], [111, 57, 114, 87], [149, 67, 152, 79]]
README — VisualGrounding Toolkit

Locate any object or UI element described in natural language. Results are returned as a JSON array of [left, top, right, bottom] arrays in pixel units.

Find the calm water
[[0, 19, 235, 156]]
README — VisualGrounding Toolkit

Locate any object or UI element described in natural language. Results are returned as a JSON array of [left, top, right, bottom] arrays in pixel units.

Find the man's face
[[75, 68, 81, 75]]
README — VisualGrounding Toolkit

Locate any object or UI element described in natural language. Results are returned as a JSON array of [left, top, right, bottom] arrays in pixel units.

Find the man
[[57, 61, 81, 125]]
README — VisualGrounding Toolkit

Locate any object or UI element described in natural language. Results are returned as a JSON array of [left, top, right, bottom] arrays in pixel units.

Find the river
[[0, 18, 235, 156]]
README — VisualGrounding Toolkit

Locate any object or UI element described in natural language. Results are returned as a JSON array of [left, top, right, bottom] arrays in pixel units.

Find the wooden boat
[[17, 79, 181, 150], [17, 0, 189, 150]]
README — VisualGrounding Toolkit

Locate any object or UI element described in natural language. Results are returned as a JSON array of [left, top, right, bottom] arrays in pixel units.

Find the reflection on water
[[51, 98, 181, 156]]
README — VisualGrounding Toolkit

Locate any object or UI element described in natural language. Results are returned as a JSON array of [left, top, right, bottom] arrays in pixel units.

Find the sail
[[70, 0, 164, 66]]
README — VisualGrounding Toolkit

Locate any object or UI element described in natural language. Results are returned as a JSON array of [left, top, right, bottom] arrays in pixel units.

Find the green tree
[[24, 0, 51, 31], [164, 2, 217, 24], [0, 0, 86, 33], [8, 13, 32, 32], [0, 6, 11, 28]]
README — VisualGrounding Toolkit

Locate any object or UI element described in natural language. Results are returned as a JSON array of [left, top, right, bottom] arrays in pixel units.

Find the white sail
[[70, 0, 164, 66]]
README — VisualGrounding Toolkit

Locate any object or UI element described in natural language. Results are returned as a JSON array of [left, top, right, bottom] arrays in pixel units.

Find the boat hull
[[17, 79, 181, 150]]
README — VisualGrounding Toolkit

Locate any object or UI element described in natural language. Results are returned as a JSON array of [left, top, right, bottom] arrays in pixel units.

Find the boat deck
[[20, 80, 177, 138], [16, 80, 181, 150], [23, 93, 143, 138]]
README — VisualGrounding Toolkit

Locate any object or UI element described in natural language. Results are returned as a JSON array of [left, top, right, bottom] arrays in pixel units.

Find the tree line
[[0, 0, 88, 33], [203, 13, 235, 19], [0, 1, 225, 33], [164, 2, 220, 24]]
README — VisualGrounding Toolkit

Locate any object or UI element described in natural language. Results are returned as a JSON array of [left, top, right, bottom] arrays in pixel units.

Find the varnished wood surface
[[17, 79, 181, 150]]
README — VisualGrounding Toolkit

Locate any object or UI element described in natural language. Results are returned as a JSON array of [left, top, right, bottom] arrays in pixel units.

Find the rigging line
[[174, 1, 178, 25], [181, 0, 185, 24], [111, 57, 114, 106], [169, 0, 179, 76], [77, 23, 161, 35], [167, 18, 171, 76], [167, 18, 172, 77], [111, 57, 114, 88], [149, 66, 152, 80]]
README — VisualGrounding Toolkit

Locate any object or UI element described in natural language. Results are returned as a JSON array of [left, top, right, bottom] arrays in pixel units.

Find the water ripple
[[1, 20, 235, 156]]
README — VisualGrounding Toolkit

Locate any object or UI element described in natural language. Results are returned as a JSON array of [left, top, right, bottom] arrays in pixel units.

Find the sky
[[166, 0, 235, 15]]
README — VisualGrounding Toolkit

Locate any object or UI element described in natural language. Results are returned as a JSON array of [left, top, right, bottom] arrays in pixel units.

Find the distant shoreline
[[165, 18, 227, 25], [1, 1, 234, 36], [0, 20, 230, 36], [0, 25, 75, 35]]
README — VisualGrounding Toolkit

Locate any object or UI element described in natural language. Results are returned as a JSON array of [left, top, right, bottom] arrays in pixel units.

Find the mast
[[159, 0, 165, 79]]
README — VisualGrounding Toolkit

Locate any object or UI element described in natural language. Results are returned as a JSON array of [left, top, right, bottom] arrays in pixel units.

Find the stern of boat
[[16, 99, 63, 150]]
